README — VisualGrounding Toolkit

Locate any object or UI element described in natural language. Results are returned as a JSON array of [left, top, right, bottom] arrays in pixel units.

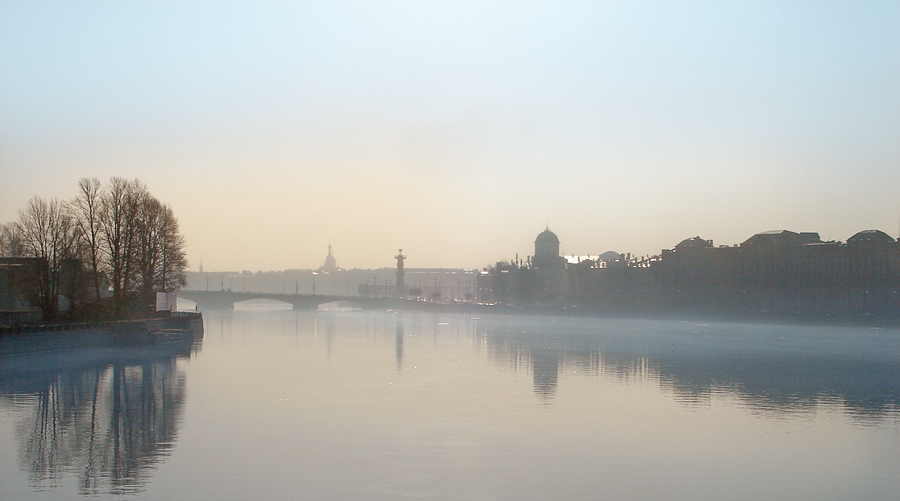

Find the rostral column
[[395, 249, 406, 297]]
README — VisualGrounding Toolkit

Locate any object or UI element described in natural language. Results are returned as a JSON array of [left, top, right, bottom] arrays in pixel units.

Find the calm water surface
[[1, 308, 899, 500]]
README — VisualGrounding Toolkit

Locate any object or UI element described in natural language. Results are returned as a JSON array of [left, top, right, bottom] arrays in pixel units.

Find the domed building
[[476, 226, 654, 310], [317, 244, 342, 274], [847, 229, 895, 245], [533, 227, 564, 269], [530, 227, 568, 306]]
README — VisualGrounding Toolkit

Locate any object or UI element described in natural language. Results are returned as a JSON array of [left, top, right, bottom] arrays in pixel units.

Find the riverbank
[[0, 312, 204, 357]]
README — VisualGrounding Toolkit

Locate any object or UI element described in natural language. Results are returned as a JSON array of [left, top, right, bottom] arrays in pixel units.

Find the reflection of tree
[[475, 317, 900, 419], [7, 357, 186, 495]]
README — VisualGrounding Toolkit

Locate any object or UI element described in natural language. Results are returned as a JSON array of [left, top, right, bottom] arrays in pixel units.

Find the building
[[478, 227, 900, 322], [477, 227, 651, 309], [656, 229, 900, 320], [317, 244, 342, 274], [0, 257, 42, 325]]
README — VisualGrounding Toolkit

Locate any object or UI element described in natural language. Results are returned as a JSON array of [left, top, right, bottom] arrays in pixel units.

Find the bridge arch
[[316, 300, 360, 311], [177, 290, 349, 311], [233, 298, 294, 310]]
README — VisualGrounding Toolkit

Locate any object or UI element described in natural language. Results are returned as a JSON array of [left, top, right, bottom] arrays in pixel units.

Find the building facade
[[656, 229, 900, 320], [478, 228, 900, 321]]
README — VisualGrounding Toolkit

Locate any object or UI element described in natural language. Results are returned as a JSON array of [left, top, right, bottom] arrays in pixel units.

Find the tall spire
[[319, 243, 339, 273]]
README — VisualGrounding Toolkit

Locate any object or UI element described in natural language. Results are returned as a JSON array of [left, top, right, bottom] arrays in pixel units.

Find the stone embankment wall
[[0, 313, 203, 356]]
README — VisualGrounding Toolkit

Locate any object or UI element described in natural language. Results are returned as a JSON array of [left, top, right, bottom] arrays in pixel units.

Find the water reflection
[[529, 347, 559, 401], [474, 316, 900, 420], [0, 340, 197, 495], [211, 310, 900, 420], [395, 315, 404, 372]]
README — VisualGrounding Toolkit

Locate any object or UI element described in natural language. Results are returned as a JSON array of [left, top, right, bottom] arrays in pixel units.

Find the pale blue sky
[[2, 1, 898, 270]]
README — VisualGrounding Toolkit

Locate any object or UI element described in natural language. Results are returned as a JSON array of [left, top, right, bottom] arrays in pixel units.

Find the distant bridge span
[[177, 290, 407, 311]]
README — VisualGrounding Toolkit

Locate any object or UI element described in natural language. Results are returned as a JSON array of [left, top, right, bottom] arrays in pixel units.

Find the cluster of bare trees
[[1, 178, 187, 320]]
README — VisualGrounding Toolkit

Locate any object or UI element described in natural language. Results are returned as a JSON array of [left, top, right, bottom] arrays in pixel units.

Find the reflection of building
[[530, 347, 559, 401], [474, 314, 900, 416], [477, 227, 900, 321]]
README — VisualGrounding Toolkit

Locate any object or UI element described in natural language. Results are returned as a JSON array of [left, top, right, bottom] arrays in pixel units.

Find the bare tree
[[17, 196, 79, 319], [100, 178, 147, 315], [121, 180, 148, 308], [98, 178, 188, 315], [9, 177, 189, 319], [70, 178, 105, 300], [0, 221, 25, 257], [133, 192, 165, 308], [158, 203, 187, 292], [131, 195, 188, 311]]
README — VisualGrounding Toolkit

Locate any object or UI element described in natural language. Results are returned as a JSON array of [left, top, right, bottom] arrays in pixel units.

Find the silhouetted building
[[532, 228, 562, 268], [477, 228, 569, 307], [0, 258, 42, 325], [478, 227, 900, 321], [657, 229, 900, 320], [597, 251, 623, 265], [0, 257, 99, 325], [317, 244, 342, 274]]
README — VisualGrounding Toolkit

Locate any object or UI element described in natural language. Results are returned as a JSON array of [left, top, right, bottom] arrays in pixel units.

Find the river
[[1, 307, 898, 500]]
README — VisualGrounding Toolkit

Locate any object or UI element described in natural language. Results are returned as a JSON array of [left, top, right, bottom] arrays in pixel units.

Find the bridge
[[176, 290, 433, 311], [178, 290, 352, 310], [177, 290, 503, 313]]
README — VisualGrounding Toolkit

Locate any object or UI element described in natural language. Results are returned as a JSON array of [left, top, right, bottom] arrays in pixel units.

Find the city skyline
[[2, 2, 898, 271]]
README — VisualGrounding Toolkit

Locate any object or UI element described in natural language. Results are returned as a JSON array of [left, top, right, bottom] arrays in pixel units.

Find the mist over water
[[2, 3, 899, 499], [2, 311, 898, 500]]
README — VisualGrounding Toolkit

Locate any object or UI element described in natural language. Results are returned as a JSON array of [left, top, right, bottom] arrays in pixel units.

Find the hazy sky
[[2, 1, 898, 271]]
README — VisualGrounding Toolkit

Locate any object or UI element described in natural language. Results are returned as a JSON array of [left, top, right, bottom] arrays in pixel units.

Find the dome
[[534, 227, 561, 261], [741, 230, 820, 247], [848, 229, 894, 244], [535, 228, 560, 245], [675, 236, 712, 250]]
